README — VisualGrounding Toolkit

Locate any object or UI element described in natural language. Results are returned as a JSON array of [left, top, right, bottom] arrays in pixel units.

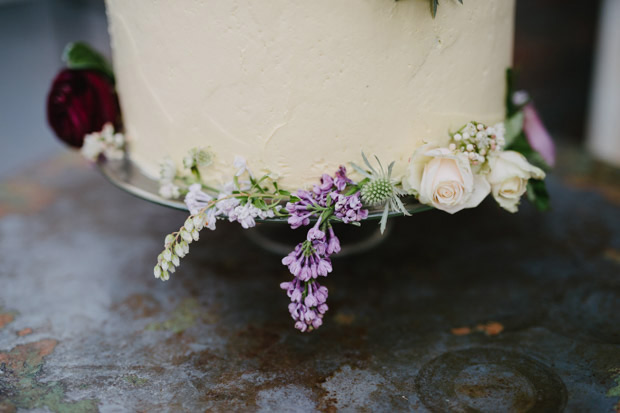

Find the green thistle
[[361, 177, 394, 206], [352, 153, 410, 234]]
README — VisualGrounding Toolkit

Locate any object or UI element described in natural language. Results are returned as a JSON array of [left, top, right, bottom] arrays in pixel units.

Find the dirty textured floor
[[0, 149, 619, 412]]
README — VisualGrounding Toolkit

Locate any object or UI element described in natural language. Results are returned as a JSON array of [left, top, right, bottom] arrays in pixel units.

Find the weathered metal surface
[[0, 150, 619, 412]]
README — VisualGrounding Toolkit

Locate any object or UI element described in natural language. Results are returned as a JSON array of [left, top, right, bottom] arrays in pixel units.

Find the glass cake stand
[[98, 157, 432, 256]]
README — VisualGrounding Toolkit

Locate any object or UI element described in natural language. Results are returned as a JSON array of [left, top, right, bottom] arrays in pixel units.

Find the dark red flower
[[46, 69, 120, 148]]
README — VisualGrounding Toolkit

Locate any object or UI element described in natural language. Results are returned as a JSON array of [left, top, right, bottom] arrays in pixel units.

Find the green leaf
[[526, 179, 550, 211], [428, 0, 462, 18], [430, 0, 439, 18], [62, 42, 114, 81], [504, 111, 524, 147], [379, 204, 390, 234]]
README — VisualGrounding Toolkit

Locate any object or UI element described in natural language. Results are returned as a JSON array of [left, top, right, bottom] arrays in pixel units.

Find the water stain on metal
[[112, 293, 161, 319], [16, 328, 32, 337], [451, 322, 505, 337], [416, 348, 568, 412], [0, 313, 14, 329], [0, 338, 98, 412]]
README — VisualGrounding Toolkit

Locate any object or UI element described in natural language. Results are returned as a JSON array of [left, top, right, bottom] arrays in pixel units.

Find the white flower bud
[[180, 229, 193, 243], [163, 249, 172, 262], [454, 133, 462, 141], [477, 123, 485, 131], [449, 143, 456, 151], [161, 260, 170, 271], [191, 229, 200, 241], [184, 218, 194, 232], [466, 144, 474, 152], [164, 234, 174, 247], [171, 255, 180, 267], [463, 132, 470, 140], [193, 214, 207, 231], [181, 241, 190, 254], [162, 271, 170, 281], [183, 156, 194, 169], [168, 265, 176, 274], [154, 265, 162, 279], [174, 243, 185, 258]]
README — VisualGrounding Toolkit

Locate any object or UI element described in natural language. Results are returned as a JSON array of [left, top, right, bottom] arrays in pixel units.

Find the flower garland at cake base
[[46, 43, 554, 333]]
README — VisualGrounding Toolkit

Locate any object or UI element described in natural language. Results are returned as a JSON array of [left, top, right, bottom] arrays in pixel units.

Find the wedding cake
[[47, 0, 554, 332], [104, 0, 514, 189]]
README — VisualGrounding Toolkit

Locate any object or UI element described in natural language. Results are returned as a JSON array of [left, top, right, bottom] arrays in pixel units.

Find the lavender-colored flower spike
[[280, 279, 329, 332], [280, 165, 368, 332], [332, 192, 368, 224], [327, 226, 341, 255]]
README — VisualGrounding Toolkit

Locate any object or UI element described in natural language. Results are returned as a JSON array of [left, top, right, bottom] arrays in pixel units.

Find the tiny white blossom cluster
[[81, 123, 125, 162], [155, 155, 283, 281], [448, 122, 506, 167], [185, 179, 275, 231], [158, 158, 180, 199], [404, 120, 545, 215], [157, 148, 214, 200], [154, 214, 207, 281]]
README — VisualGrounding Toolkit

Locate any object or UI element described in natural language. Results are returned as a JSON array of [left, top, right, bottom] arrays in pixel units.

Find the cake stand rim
[[97, 157, 433, 222]]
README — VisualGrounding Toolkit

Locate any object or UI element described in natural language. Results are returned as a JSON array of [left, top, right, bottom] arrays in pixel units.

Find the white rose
[[487, 150, 545, 213], [404, 146, 490, 214]]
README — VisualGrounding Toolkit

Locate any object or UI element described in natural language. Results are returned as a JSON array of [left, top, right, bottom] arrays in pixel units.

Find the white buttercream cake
[[104, 0, 515, 190]]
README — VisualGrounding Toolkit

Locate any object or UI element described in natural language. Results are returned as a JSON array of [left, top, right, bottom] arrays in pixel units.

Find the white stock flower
[[100, 123, 115, 143], [233, 155, 255, 178], [159, 182, 180, 199], [103, 147, 124, 160], [81, 133, 104, 161], [215, 193, 240, 216], [80, 123, 125, 162], [487, 151, 545, 213], [404, 146, 490, 214], [184, 184, 213, 215], [159, 157, 177, 181]]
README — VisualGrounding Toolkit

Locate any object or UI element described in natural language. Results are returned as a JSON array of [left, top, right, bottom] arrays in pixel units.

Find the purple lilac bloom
[[281, 238, 332, 282], [280, 166, 368, 332], [334, 166, 353, 192], [332, 192, 368, 224], [327, 226, 341, 255], [280, 278, 329, 332]]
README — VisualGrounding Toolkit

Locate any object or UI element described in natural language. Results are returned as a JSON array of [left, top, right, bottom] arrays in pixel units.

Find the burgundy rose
[[46, 69, 120, 148]]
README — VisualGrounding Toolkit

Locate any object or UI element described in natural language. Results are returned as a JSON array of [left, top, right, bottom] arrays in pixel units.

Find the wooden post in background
[[587, 0, 620, 166]]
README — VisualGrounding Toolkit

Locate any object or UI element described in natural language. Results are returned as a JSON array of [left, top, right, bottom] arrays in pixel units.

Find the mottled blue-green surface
[[0, 150, 618, 412]]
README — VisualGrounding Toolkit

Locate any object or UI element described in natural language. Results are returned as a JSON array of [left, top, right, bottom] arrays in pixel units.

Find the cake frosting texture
[[105, 0, 515, 189]]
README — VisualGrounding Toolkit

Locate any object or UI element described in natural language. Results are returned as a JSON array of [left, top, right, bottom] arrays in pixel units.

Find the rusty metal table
[[0, 148, 619, 412]]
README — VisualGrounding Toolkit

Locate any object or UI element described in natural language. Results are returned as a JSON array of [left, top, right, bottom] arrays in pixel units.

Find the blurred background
[[0, 0, 618, 178]]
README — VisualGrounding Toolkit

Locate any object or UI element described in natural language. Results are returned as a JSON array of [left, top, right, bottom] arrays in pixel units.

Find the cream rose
[[486, 150, 546, 213], [404, 146, 490, 214]]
